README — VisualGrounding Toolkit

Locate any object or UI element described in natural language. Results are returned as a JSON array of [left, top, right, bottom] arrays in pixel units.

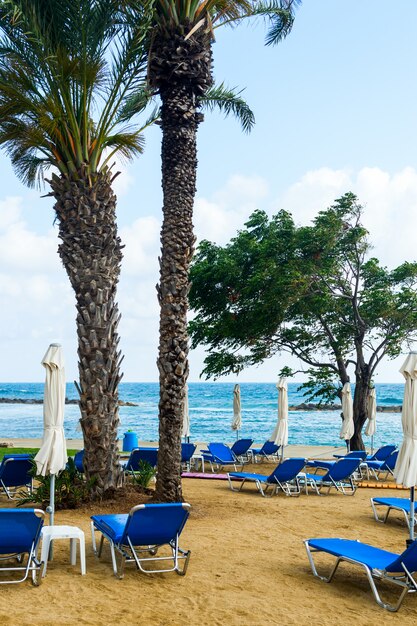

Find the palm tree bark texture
[[50, 168, 124, 495], [150, 27, 213, 501]]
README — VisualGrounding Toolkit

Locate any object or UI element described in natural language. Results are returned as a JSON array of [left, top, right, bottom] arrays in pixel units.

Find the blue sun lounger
[[0, 457, 33, 499], [230, 438, 254, 462], [366, 445, 397, 462], [228, 457, 306, 497], [371, 497, 417, 527], [91, 503, 191, 578], [181, 443, 197, 469], [307, 451, 366, 472], [124, 448, 159, 474], [0, 509, 45, 585], [301, 457, 361, 495], [304, 537, 417, 611], [250, 441, 280, 462], [201, 443, 243, 472], [366, 450, 398, 480], [74, 450, 85, 473]]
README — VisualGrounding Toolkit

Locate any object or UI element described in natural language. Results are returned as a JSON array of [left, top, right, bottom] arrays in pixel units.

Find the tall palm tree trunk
[[152, 29, 213, 501], [155, 83, 197, 501], [50, 168, 124, 496]]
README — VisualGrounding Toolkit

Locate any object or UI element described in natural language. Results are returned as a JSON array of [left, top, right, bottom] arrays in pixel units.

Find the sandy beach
[[0, 444, 415, 626]]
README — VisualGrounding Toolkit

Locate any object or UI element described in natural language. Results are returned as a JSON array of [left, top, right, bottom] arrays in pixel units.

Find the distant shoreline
[[0, 397, 401, 412], [0, 398, 138, 407]]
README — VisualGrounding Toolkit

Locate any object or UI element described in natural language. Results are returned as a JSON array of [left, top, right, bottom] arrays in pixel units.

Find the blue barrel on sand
[[123, 431, 138, 451]]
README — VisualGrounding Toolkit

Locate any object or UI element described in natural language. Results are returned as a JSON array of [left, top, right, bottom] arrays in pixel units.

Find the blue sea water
[[0, 382, 405, 447]]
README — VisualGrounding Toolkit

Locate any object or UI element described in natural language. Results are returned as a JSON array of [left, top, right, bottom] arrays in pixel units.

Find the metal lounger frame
[[304, 539, 417, 612], [367, 466, 395, 481], [370, 498, 416, 527], [303, 475, 357, 496], [206, 455, 243, 473], [227, 474, 301, 497], [91, 504, 191, 579]]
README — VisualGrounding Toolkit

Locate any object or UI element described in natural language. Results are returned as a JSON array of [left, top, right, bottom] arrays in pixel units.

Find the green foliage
[[293, 369, 342, 406], [0, 0, 155, 186], [190, 193, 417, 405], [0, 447, 77, 460], [150, 0, 300, 41], [199, 83, 255, 133], [129, 460, 156, 488], [18, 458, 95, 509]]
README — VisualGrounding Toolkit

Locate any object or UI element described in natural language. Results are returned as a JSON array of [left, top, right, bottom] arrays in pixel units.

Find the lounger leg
[[304, 541, 342, 582], [363, 567, 411, 612], [31, 549, 43, 587], [228, 475, 246, 492], [108, 542, 120, 578], [98, 535, 105, 558], [370, 499, 391, 523], [90, 522, 97, 554], [0, 480, 12, 499], [178, 548, 191, 576]]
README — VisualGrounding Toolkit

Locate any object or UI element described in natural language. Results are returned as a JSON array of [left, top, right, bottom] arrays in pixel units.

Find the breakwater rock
[[289, 403, 401, 413], [0, 398, 138, 407]]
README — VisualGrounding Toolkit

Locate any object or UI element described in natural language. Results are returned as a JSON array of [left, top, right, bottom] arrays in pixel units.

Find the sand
[[0, 467, 416, 626]]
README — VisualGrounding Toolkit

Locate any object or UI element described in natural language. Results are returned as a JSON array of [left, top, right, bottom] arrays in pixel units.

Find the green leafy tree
[[189, 193, 417, 449], [136, 0, 301, 502], [0, 0, 154, 496]]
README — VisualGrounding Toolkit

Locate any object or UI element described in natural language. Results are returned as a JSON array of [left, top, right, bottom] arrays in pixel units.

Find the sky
[[1, 0, 417, 383]]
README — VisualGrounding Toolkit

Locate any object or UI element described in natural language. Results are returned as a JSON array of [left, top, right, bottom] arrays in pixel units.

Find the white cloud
[[278, 165, 417, 268], [0, 197, 22, 230], [120, 216, 160, 277], [194, 174, 269, 244]]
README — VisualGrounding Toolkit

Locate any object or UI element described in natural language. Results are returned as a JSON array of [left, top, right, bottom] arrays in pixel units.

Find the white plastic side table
[[40, 525, 86, 577]]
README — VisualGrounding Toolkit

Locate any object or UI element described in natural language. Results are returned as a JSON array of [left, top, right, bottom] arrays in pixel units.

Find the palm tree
[[0, 0, 154, 496], [143, 0, 301, 501]]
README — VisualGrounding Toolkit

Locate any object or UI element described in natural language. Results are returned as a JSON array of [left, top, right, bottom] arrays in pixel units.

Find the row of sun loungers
[[2, 443, 416, 612]]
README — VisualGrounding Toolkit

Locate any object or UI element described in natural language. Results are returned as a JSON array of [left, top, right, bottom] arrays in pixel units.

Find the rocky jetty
[[289, 403, 401, 413], [0, 398, 138, 407]]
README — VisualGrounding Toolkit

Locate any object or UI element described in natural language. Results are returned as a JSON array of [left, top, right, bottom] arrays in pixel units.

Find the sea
[[0, 382, 406, 447]]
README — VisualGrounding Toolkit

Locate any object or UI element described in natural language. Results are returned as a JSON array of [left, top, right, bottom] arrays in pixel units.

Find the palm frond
[[0, 0, 155, 185], [199, 82, 254, 133], [116, 87, 155, 124]]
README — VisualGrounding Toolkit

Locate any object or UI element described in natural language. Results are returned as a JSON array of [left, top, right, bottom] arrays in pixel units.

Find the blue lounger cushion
[[229, 471, 269, 482], [91, 514, 129, 544], [307, 538, 399, 571], [372, 497, 411, 513]]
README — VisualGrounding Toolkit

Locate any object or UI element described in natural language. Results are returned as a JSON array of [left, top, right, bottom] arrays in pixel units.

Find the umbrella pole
[[371, 434, 374, 456], [47, 474, 55, 560], [236, 430, 239, 441]]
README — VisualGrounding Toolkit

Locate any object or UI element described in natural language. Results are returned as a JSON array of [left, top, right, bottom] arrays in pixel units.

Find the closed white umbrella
[[365, 386, 377, 454], [394, 352, 417, 541], [182, 384, 190, 442], [270, 378, 288, 458], [340, 382, 354, 451], [232, 384, 242, 440], [34, 343, 67, 530]]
